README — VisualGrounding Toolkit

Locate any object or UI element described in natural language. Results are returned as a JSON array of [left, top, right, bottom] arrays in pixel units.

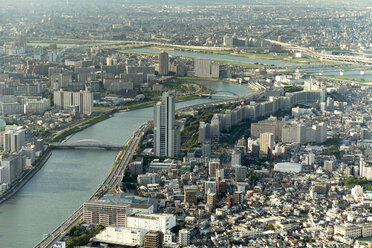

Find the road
[[34, 121, 151, 248], [0, 150, 52, 204], [33, 89, 264, 248], [266, 39, 372, 65], [177, 90, 265, 113]]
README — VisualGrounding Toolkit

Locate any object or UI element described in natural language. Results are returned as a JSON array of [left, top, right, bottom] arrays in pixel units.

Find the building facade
[[194, 58, 219, 78], [260, 132, 274, 156], [154, 91, 180, 157], [83, 201, 130, 227], [158, 52, 169, 75], [54, 89, 93, 115]]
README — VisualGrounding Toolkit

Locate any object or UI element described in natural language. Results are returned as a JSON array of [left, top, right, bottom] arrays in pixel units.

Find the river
[[131, 48, 297, 67], [0, 81, 251, 248], [323, 69, 372, 81], [131, 48, 372, 79]]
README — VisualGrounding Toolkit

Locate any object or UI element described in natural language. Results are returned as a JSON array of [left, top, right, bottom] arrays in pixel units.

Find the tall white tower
[[154, 91, 180, 157], [158, 52, 169, 75]]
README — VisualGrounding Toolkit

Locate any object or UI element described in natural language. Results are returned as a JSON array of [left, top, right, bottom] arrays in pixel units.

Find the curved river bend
[[0, 81, 251, 248]]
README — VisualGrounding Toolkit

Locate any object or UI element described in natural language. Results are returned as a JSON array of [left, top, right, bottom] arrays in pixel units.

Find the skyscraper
[[158, 51, 169, 75], [154, 91, 180, 157]]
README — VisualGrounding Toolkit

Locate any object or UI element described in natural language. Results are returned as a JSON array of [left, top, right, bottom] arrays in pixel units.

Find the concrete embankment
[[0, 148, 52, 205]]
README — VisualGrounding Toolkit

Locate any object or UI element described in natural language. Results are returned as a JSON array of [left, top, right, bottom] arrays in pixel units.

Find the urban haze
[[0, 0, 371, 248]]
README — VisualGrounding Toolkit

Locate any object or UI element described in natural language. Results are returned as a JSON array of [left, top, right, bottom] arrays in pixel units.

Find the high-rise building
[[3, 127, 25, 153], [251, 117, 285, 140], [235, 166, 247, 182], [179, 229, 191, 247], [260, 132, 274, 156], [281, 123, 327, 144], [144, 231, 163, 248], [359, 158, 372, 180], [54, 89, 93, 115], [304, 153, 315, 166], [216, 168, 225, 180], [208, 161, 219, 178], [154, 91, 180, 157], [0, 154, 22, 186], [231, 149, 242, 167], [198, 121, 210, 143], [206, 193, 216, 210], [204, 181, 217, 195], [194, 58, 219, 78], [202, 140, 211, 158], [237, 137, 247, 154], [158, 52, 169, 75], [217, 177, 227, 194]]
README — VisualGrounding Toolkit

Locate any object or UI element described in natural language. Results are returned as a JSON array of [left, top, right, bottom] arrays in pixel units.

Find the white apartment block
[[126, 213, 176, 233]]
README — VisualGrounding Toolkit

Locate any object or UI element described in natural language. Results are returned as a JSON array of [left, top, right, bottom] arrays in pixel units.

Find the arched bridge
[[49, 139, 123, 150], [201, 90, 240, 99]]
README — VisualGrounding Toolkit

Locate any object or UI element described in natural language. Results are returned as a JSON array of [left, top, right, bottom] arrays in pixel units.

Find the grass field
[[118, 49, 158, 55], [29, 40, 100, 45]]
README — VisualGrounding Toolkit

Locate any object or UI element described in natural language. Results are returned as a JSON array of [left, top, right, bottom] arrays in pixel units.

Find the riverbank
[[0, 78, 232, 205], [0, 148, 52, 204], [0, 95, 206, 202], [118, 49, 267, 68], [132, 45, 327, 64], [35, 85, 254, 246], [117, 94, 207, 112], [29, 40, 98, 46], [321, 75, 372, 84], [0, 80, 252, 248], [0, 112, 115, 205], [48, 112, 114, 143]]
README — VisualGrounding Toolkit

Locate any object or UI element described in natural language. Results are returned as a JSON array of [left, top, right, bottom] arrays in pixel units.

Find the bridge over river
[[201, 90, 240, 99], [49, 139, 123, 150]]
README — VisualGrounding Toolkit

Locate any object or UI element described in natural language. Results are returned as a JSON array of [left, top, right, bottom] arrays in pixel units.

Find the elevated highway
[[34, 122, 152, 248], [201, 90, 240, 99], [178, 90, 265, 113], [266, 39, 372, 65], [34, 90, 264, 248]]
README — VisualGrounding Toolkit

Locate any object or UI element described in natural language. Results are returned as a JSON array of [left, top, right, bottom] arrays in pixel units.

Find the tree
[[266, 224, 275, 230], [324, 145, 340, 158]]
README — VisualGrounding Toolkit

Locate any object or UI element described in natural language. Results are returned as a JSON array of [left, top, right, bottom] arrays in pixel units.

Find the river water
[[0, 81, 251, 248], [132, 48, 372, 80], [323, 70, 372, 81], [131, 48, 297, 67]]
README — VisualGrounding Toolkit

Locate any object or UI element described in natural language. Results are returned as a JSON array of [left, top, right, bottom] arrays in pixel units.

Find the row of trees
[[345, 177, 372, 190], [66, 225, 104, 248]]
